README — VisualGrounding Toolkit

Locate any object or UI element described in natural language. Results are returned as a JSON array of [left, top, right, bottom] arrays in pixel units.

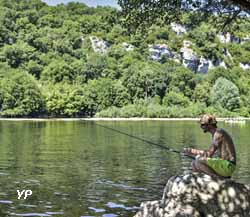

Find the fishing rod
[[94, 122, 195, 160]]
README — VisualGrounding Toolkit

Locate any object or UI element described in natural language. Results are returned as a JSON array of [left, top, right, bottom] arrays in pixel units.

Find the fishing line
[[93, 122, 195, 160]]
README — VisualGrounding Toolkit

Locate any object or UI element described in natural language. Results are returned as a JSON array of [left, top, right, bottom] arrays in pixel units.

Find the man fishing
[[183, 114, 236, 178]]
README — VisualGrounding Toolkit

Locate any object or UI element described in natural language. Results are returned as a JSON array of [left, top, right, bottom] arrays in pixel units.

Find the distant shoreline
[[0, 117, 249, 121]]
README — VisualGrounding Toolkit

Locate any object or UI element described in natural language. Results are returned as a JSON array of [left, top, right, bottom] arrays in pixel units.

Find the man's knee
[[191, 160, 198, 171]]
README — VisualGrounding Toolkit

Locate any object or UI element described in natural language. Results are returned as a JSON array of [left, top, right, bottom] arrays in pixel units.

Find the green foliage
[[96, 102, 207, 118], [83, 78, 130, 115], [0, 1, 249, 118], [193, 81, 211, 106], [206, 67, 239, 84], [44, 83, 86, 117], [163, 91, 190, 107], [188, 23, 223, 61], [41, 58, 75, 84], [1, 41, 35, 68], [168, 66, 197, 98], [117, 0, 249, 31], [211, 77, 240, 112], [0, 69, 45, 117]]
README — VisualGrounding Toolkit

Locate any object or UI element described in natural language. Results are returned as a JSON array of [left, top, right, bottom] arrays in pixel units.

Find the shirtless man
[[183, 114, 236, 178]]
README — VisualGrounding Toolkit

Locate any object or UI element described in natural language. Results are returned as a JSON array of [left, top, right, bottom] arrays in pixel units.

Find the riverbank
[[0, 117, 250, 121]]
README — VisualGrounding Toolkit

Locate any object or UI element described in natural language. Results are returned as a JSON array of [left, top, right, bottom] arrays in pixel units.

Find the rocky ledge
[[134, 172, 250, 217]]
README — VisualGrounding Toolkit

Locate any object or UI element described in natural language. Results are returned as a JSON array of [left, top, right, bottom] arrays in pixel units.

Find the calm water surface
[[0, 120, 249, 217]]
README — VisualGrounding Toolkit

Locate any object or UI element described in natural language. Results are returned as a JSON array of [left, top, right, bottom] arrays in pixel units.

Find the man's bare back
[[212, 128, 236, 164]]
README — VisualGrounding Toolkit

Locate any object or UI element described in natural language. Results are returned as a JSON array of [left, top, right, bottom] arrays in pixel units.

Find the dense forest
[[0, 0, 250, 118]]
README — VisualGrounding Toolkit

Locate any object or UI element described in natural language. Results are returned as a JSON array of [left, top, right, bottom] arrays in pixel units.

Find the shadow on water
[[0, 120, 249, 216]]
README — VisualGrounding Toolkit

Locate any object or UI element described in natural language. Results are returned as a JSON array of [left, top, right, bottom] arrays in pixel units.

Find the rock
[[122, 42, 134, 51], [148, 44, 174, 61], [180, 47, 199, 72], [240, 63, 250, 70], [217, 32, 241, 44], [180, 40, 199, 72], [134, 172, 250, 217], [197, 57, 209, 74], [170, 23, 187, 35], [89, 36, 109, 53], [208, 59, 227, 70], [241, 36, 250, 44]]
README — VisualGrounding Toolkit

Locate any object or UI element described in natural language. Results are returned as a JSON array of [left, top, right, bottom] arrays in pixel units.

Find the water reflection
[[0, 120, 249, 216]]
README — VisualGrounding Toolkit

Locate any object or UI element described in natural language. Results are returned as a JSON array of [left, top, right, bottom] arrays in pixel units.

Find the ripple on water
[[102, 214, 118, 217], [88, 207, 106, 213], [0, 200, 13, 204], [106, 202, 139, 211], [97, 179, 147, 191], [10, 213, 51, 216], [10, 212, 64, 216]]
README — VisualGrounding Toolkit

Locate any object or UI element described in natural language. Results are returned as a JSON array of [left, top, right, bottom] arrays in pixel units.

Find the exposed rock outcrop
[[134, 172, 250, 217], [89, 36, 109, 53], [180, 41, 199, 72], [241, 36, 250, 44], [170, 23, 187, 35], [240, 63, 250, 70], [197, 57, 209, 74], [149, 44, 174, 61], [217, 32, 241, 44], [122, 42, 134, 51]]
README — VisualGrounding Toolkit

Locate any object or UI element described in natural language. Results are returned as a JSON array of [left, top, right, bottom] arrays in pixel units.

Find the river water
[[0, 120, 249, 217]]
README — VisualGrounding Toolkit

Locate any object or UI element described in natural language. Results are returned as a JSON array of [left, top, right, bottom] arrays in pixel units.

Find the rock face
[[241, 36, 250, 44], [170, 23, 187, 35], [180, 41, 199, 72], [149, 44, 174, 61], [197, 57, 209, 73], [89, 36, 109, 53], [240, 63, 250, 70], [122, 42, 134, 51], [134, 172, 250, 217], [217, 32, 241, 44]]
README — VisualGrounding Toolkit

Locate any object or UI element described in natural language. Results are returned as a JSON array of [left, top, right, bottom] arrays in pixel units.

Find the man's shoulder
[[216, 128, 232, 138], [216, 127, 227, 132], [215, 128, 228, 136]]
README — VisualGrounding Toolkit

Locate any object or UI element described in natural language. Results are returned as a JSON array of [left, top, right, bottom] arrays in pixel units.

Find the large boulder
[[148, 44, 174, 61], [134, 172, 250, 217]]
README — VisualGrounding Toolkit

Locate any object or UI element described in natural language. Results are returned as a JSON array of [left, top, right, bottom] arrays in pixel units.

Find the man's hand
[[183, 147, 191, 155]]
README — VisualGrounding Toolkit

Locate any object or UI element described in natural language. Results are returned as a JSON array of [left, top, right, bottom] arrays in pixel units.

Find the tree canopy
[[118, 0, 250, 31]]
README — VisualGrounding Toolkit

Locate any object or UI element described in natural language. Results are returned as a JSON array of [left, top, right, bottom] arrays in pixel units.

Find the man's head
[[199, 114, 217, 133]]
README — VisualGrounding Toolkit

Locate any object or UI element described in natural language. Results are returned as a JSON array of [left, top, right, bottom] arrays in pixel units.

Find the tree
[[163, 91, 190, 107], [0, 70, 45, 117], [211, 77, 240, 112], [118, 0, 250, 31], [1, 41, 35, 68], [168, 66, 197, 98], [41, 59, 75, 84], [193, 81, 211, 106], [44, 83, 86, 117], [83, 78, 130, 115]]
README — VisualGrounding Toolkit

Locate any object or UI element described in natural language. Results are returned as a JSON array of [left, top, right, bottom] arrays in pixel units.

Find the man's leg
[[192, 160, 222, 178]]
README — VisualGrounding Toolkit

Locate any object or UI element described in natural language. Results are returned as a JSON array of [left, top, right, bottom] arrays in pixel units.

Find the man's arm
[[183, 145, 217, 157], [184, 132, 221, 157]]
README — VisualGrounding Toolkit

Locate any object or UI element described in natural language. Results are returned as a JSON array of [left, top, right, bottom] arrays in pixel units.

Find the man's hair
[[200, 114, 217, 127]]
